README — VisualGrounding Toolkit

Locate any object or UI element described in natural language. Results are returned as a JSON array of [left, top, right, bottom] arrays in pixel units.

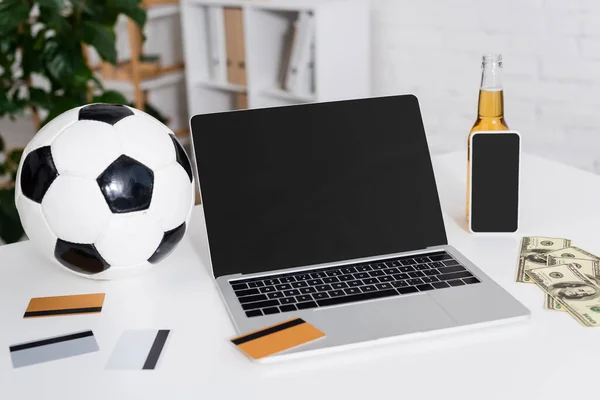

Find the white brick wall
[[372, 0, 600, 174]]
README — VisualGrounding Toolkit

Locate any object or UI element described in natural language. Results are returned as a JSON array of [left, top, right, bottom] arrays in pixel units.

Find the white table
[[1, 151, 599, 399]]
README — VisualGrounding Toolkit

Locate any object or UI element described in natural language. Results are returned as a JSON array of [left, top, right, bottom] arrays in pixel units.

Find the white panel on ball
[[128, 106, 173, 134], [22, 107, 81, 153], [51, 120, 123, 179], [113, 115, 176, 171], [95, 212, 164, 267], [41, 175, 112, 244], [149, 163, 194, 231], [16, 195, 58, 257]]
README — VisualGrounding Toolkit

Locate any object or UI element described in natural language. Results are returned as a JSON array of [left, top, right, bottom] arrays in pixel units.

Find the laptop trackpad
[[297, 294, 457, 350]]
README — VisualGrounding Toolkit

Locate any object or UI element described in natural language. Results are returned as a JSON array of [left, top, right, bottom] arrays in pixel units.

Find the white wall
[[372, 0, 600, 174], [4, 0, 600, 174]]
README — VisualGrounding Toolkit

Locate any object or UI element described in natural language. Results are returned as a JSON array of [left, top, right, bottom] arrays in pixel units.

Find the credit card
[[230, 318, 325, 360], [10, 330, 99, 368], [105, 329, 171, 370], [24, 293, 105, 318]]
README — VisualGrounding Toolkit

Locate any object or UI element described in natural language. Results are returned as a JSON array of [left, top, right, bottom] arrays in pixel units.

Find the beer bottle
[[466, 54, 509, 220]]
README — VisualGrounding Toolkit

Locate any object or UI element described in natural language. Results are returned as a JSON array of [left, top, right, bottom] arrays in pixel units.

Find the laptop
[[189, 94, 530, 362]]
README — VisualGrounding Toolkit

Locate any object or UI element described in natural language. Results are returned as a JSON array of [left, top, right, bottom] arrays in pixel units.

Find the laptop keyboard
[[229, 251, 480, 318]]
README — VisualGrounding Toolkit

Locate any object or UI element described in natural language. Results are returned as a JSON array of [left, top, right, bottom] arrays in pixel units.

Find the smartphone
[[468, 131, 521, 234]]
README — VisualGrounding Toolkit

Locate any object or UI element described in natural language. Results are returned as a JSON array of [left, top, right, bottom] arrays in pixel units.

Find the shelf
[[197, 80, 247, 93], [140, 68, 186, 90], [107, 62, 184, 81], [99, 63, 185, 86], [186, 0, 251, 8], [147, 4, 180, 19], [142, 63, 184, 80], [186, 0, 328, 11], [143, 0, 180, 7], [260, 87, 315, 103], [101, 68, 185, 92]]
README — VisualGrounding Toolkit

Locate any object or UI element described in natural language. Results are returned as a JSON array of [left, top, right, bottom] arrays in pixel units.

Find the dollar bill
[[545, 246, 599, 261], [544, 257, 600, 311], [545, 294, 563, 311], [515, 236, 572, 283], [525, 263, 600, 327]]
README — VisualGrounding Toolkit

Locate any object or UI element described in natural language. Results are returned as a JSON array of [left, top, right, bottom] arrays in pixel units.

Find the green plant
[[0, 0, 147, 124], [0, 0, 148, 243]]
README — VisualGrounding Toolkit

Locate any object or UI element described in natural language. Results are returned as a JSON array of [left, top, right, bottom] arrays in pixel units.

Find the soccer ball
[[15, 104, 195, 280]]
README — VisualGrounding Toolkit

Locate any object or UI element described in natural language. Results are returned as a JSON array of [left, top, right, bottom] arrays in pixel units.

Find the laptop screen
[[191, 95, 447, 279]]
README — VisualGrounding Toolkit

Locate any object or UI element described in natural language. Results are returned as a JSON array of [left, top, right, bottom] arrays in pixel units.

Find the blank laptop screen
[[191, 95, 447, 279]]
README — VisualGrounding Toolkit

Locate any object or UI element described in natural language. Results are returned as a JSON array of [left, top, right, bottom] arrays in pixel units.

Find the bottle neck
[[480, 60, 503, 92], [478, 58, 504, 118]]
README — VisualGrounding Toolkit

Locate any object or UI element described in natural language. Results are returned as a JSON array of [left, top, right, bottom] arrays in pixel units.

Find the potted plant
[[0, 0, 147, 243]]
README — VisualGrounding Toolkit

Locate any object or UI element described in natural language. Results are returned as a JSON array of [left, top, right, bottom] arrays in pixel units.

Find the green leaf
[[0, 37, 13, 55], [7, 148, 23, 168], [0, 0, 30, 36], [43, 40, 73, 85], [28, 88, 52, 110], [0, 34, 20, 67], [92, 90, 128, 105], [20, 34, 44, 77], [78, 21, 117, 65], [0, 187, 24, 244], [71, 64, 94, 91], [121, 7, 146, 28], [71, 0, 92, 14], [42, 39, 86, 91], [81, 2, 119, 27], [0, 90, 25, 118], [42, 12, 71, 36], [107, 0, 140, 8], [0, 134, 4, 153], [37, 0, 65, 12]]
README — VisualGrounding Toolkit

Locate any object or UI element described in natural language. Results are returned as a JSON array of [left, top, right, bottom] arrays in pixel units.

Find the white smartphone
[[468, 130, 521, 234]]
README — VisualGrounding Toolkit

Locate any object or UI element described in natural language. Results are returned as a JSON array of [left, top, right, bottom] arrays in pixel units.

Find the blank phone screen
[[471, 132, 520, 233]]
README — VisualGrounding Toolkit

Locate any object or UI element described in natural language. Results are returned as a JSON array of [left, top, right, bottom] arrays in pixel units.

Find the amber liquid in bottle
[[466, 54, 509, 220]]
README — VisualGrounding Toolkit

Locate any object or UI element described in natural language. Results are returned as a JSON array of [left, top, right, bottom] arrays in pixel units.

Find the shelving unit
[[179, 0, 370, 116]]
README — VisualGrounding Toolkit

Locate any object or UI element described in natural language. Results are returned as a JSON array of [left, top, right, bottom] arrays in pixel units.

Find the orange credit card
[[24, 293, 105, 318], [230, 318, 325, 360]]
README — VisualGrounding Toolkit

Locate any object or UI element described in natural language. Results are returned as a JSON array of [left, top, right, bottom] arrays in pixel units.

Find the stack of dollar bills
[[516, 236, 600, 327]]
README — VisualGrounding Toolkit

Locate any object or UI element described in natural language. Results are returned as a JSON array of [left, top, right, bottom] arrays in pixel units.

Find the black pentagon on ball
[[148, 222, 187, 264], [97, 155, 154, 214], [170, 135, 193, 183], [78, 103, 134, 125], [54, 239, 110, 275], [20, 146, 59, 203]]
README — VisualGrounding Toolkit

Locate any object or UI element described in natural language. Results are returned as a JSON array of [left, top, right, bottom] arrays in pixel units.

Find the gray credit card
[[105, 329, 170, 370], [10, 330, 99, 368]]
